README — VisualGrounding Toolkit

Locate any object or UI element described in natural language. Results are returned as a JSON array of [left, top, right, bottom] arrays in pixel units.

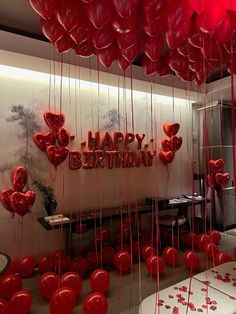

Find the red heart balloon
[[170, 136, 183, 152], [33, 131, 56, 152], [142, 0, 165, 23], [118, 53, 130, 71], [97, 42, 118, 69], [70, 17, 90, 45], [168, 50, 189, 73], [116, 29, 139, 50], [54, 34, 75, 53], [11, 191, 36, 217], [143, 34, 164, 61], [161, 139, 172, 152], [215, 172, 230, 188], [43, 112, 65, 133], [159, 150, 175, 164], [0, 189, 15, 213], [112, 11, 138, 33], [91, 24, 115, 50], [163, 123, 180, 137], [112, 0, 139, 19], [207, 174, 216, 188], [57, 0, 85, 32], [142, 55, 159, 75], [156, 54, 172, 77], [121, 41, 140, 63], [40, 15, 65, 44], [29, 0, 57, 19], [87, 0, 114, 29], [46, 146, 69, 168], [11, 166, 28, 192], [74, 40, 95, 58], [57, 128, 70, 147], [208, 159, 224, 172]]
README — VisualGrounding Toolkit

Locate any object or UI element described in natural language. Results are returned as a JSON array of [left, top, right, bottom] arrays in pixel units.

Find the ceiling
[[0, 0, 233, 102]]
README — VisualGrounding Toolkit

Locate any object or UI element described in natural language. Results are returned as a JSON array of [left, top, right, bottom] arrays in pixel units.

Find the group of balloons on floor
[[0, 228, 235, 314], [28, 0, 236, 84]]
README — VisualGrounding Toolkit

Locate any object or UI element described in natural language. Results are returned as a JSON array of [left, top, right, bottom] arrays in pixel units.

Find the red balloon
[[214, 11, 236, 44], [166, 25, 190, 50], [11, 190, 36, 217], [11, 166, 28, 192], [114, 251, 132, 273], [121, 41, 140, 63], [92, 24, 115, 50], [53, 254, 71, 275], [9, 290, 32, 314], [87, 251, 101, 271], [60, 272, 82, 296], [0, 189, 15, 214], [204, 243, 220, 260], [40, 15, 65, 44], [56, 0, 85, 32], [207, 174, 216, 188], [0, 261, 18, 278], [142, 15, 167, 37], [163, 247, 178, 266], [38, 272, 59, 299], [33, 131, 56, 152], [17, 256, 36, 278], [188, 20, 204, 48], [196, 3, 226, 34], [87, 0, 114, 29], [70, 17, 90, 46], [184, 232, 197, 248], [71, 257, 88, 277], [44, 111, 65, 132], [167, 0, 193, 31], [0, 275, 22, 299], [183, 251, 200, 271], [97, 42, 118, 69], [116, 29, 139, 50], [196, 234, 210, 251], [112, 0, 139, 19], [215, 252, 232, 265], [143, 34, 163, 61], [146, 255, 164, 277], [142, 0, 165, 23], [29, 0, 57, 19], [156, 55, 172, 77], [75, 39, 95, 58], [46, 145, 69, 169], [159, 150, 175, 164], [201, 35, 222, 62], [0, 298, 9, 314], [234, 246, 236, 258], [50, 287, 76, 314], [112, 11, 138, 33], [208, 158, 225, 172], [208, 230, 221, 245], [83, 292, 108, 314], [163, 123, 180, 137], [118, 53, 131, 71], [101, 247, 115, 265], [57, 127, 70, 147], [38, 254, 53, 274], [142, 55, 159, 75], [215, 172, 230, 188], [141, 245, 156, 261], [54, 33, 75, 53], [168, 50, 189, 73], [90, 269, 110, 294]]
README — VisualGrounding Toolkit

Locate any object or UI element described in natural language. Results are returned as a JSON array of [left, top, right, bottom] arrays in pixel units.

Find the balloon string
[[59, 53, 63, 114], [231, 74, 236, 204], [130, 65, 134, 133]]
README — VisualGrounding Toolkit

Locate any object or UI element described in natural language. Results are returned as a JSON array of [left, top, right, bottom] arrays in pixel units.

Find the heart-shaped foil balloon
[[170, 136, 183, 152], [10, 166, 28, 192], [11, 190, 36, 217], [215, 172, 230, 188], [207, 174, 216, 188], [0, 189, 15, 214], [46, 145, 69, 168], [57, 128, 70, 147], [43, 112, 65, 133], [161, 139, 172, 152], [159, 150, 175, 164], [33, 131, 56, 152], [208, 159, 224, 172], [163, 123, 180, 138]]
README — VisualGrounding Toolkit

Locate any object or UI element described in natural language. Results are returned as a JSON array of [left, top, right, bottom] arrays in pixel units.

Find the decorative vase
[[44, 199, 57, 216]]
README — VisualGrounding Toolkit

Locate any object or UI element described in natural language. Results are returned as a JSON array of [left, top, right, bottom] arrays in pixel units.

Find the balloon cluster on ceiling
[[28, 0, 236, 83]]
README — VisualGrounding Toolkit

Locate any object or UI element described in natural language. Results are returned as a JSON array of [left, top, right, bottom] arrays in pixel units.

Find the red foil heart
[[0, 189, 15, 213], [11, 190, 36, 217], [43, 112, 65, 132], [33, 131, 56, 152], [215, 172, 230, 188], [207, 174, 216, 188], [46, 145, 69, 168], [208, 159, 224, 172], [57, 127, 70, 147], [163, 123, 180, 137], [10, 166, 28, 192], [161, 139, 172, 152], [170, 136, 183, 152], [159, 150, 175, 164]]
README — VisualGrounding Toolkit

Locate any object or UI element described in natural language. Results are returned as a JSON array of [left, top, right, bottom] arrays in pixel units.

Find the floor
[[21, 233, 236, 314]]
